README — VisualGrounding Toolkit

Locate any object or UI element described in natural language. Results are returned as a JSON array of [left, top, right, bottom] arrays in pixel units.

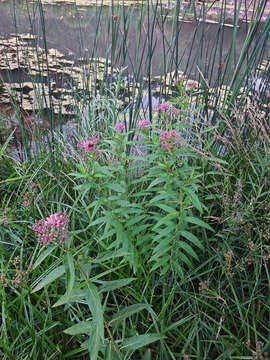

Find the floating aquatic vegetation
[[0, 34, 118, 116]]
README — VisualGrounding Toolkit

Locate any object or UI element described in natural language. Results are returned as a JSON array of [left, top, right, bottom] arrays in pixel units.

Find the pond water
[[0, 1, 268, 82]]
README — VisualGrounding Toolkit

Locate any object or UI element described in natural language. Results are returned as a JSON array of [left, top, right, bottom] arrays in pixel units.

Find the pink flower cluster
[[160, 130, 180, 151], [185, 79, 197, 88], [115, 122, 125, 131], [170, 107, 180, 116], [138, 119, 151, 129], [78, 137, 99, 151], [32, 212, 70, 246], [153, 102, 180, 117], [158, 102, 169, 111]]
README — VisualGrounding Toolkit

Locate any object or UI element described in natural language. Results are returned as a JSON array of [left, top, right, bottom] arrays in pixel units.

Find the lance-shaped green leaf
[[86, 322, 100, 360], [97, 278, 135, 293], [84, 283, 104, 341], [53, 288, 85, 307], [64, 321, 92, 335], [64, 252, 75, 295], [92, 249, 130, 263], [32, 245, 57, 270], [120, 334, 164, 351], [184, 216, 213, 231], [32, 265, 65, 293], [180, 230, 204, 250], [109, 304, 149, 325]]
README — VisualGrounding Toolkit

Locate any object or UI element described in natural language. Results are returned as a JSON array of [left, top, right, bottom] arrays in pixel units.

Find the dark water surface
[[0, 0, 268, 84]]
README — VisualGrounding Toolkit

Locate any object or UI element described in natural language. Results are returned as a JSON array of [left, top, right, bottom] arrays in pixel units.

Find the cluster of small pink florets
[[138, 119, 151, 129], [32, 212, 70, 246], [115, 122, 125, 132], [160, 130, 181, 151], [154, 102, 180, 116], [78, 137, 99, 151]]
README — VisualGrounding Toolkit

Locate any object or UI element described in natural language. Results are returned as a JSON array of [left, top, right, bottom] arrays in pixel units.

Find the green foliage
[[71, 123, 211, 278], [1, 88, 270, 358]]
